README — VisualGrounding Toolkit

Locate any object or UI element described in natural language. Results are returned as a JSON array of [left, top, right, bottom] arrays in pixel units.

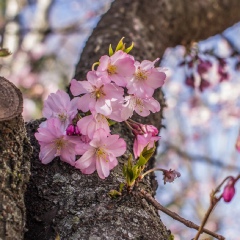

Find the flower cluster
[[35, 39, 166, 179], [180, 44, 229, 92]]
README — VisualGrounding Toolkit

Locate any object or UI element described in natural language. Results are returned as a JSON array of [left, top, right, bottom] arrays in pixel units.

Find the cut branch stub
[[0, 77, 23, 121]]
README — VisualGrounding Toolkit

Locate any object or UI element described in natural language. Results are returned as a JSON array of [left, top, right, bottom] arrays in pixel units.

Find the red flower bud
[[222, 178, 236, 203]]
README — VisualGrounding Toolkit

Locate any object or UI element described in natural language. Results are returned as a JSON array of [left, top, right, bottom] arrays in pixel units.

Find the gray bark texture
[[1, 0, 240, 239], [0, 78, 31, 240]]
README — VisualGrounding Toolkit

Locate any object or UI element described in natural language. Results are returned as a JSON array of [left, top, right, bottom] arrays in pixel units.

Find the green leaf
[[168, 234, 175, 240], [125, 42, 134, 53], [115, 37, 124, 51], [109, 44, 114, 56], [142, 144, 156, 162], [108, 119, 116, 126], [119, 183, 125, 192], [136, 154, 147, 167], [109, 189, 122, 198], [0, 48, 11, 57]]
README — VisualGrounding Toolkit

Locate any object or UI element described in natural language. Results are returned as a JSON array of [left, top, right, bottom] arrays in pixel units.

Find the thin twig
[[139, 189, 225, 240], [161, 142, 240, 172]]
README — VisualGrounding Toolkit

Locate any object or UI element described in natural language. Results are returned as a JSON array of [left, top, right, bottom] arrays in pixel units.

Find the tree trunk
[[0, 77, 31, 240], [1, 0, 240, 239]]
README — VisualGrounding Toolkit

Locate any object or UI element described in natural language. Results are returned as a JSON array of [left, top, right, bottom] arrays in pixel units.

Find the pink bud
[[222, 178, 236, 203], [74, 126, 81, 136], [143, 124, 159, 136], [66, 124, 75, 135]]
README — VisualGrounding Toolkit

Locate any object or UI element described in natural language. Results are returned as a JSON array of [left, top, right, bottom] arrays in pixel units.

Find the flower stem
[[194, 195, 220, 240], [141, 167, 164, 179]]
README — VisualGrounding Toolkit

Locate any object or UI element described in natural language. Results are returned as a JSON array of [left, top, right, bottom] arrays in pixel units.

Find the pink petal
[[39, 143, 56, 164], [70, 79, 87, 96], [96, 157, 110, 179], [61, 143, 76, 166], [78, 94, 94, 112], [146, 70, 166, 89], [95, 98, 112, 116], [98, 56, 110, 71], [75, 148, 96, 169], [81, 160, 96, 174]]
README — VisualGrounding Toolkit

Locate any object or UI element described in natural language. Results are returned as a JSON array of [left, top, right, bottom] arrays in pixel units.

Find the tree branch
[[139, 189, 225, 240]]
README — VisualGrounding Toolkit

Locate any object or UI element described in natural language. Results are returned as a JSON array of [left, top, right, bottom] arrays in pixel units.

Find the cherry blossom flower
[[70, 71, 124, 116], [75, 129, 126, 179], [77, 112, 110, 139], [222, 177, 236, 203], [97, 50, 135, 87], [127, 58, 166, 98], [42, 90, 78, 129], [121, 94, 160, 120], [35, 118, 78, 166]]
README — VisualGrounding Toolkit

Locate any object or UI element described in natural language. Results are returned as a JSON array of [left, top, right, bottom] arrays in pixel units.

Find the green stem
[[141, 167, 164, 179]]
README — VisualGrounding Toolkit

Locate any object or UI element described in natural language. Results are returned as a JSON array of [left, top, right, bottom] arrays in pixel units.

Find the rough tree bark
[[1, 0, 240, 239], [0, 77, 31, 240]]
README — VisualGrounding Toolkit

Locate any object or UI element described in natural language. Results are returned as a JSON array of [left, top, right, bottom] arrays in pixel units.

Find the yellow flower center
[[96, 148, 108, 162], [94, 86, 105, 100], [107, 64, 117, 75], [54, 138, 66, 155], [135, 69, 148, 81], [58, 112, 67, 122], [135, 98, 144, 113]]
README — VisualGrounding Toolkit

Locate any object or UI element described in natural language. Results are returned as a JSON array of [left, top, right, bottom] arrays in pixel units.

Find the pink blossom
[[35, 118, 78, 166], [97, 50, 135, 87], [77, 112, 110, 139], [71, 71, 124, 116], [197, 59, 212, 75], [75, 134, 91, 156], [42, 90, 78, 129], [235, 135, 240, 152], [121, 95, 160, 120], [199, 78, 210, 92], [222, 178, 236, 203], [185, 75, 195, 88], [75, 129, 126, 179], [162, 169, 181, 184], [127, 59, 166, 97]]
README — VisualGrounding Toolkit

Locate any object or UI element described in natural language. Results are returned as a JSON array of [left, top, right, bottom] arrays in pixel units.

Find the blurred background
[[0, 0, 240, 239]]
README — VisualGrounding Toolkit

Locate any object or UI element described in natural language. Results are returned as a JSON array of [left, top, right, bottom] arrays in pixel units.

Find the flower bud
[[66, 124, 75, 135], [222, 178, 236, 203]]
